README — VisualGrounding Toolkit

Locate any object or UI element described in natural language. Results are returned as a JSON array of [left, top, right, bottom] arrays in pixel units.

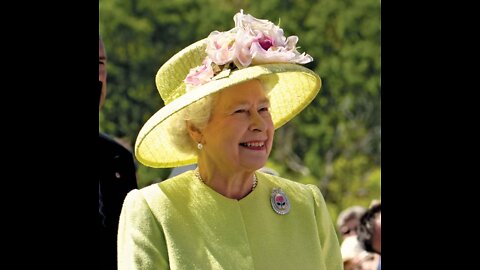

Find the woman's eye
[[259, 107, 269, 112], [234, 109, 246, 113]]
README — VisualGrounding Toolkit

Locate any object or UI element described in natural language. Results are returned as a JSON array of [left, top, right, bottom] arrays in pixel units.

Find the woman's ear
[[186, 121, 203, 144]]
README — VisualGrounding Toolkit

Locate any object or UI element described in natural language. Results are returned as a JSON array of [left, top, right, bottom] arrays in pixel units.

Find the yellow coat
[[118, 170, 343, 270]]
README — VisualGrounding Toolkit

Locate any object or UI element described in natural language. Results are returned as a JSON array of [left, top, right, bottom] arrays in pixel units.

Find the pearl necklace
[[194, 168, 258, 192]]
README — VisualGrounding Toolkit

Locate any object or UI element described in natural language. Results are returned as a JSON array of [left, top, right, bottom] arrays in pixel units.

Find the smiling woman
[[117, 10, 343, 270]]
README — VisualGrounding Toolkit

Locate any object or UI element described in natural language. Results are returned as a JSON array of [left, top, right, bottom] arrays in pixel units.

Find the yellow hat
[[135, 10, 321, 168]]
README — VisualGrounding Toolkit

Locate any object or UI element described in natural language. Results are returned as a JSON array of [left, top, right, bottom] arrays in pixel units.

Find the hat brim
[[135, 41, 321, 168]]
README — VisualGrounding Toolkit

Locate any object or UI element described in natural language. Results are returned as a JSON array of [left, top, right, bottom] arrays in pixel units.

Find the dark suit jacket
[[99, 133, 138, 269]]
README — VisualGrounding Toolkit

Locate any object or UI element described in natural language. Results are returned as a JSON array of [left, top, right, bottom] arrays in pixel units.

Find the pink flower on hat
[[232, 10, 312, 66], [185, 9, 313, 90], [206, 31, 236, 65], [184, 58, 215, 90]]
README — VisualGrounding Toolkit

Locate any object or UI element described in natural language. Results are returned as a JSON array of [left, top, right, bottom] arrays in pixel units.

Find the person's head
[[134, 10, 321, 169], [189, 79, 274, 171], [337, 206, 366, 239], [167, 79, 273, 172], [357, 202, 381, 255], [99, 36, 107, 110]]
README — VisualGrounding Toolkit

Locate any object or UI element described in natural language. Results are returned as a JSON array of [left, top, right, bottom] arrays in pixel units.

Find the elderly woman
[[118, 10, 343, 270]]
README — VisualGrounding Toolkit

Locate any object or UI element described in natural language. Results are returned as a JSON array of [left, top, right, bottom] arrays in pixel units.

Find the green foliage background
[[99, 0, 381, 224]]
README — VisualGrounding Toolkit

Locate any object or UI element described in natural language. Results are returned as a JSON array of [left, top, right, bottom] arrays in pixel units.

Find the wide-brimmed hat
[[135, 10, 321, 168]]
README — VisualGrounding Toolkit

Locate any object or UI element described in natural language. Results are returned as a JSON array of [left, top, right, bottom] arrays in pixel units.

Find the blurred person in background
[[99, 35, 138, 270], [357, 201, 381, 270], [337, 205, 367, 240]]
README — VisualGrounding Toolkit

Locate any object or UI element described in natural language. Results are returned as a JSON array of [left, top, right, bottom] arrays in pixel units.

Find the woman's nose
[[249, 111, 266, 132]]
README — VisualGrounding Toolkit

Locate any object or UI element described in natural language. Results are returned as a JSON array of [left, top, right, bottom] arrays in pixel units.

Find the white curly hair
[[165, 94, 218, 155]]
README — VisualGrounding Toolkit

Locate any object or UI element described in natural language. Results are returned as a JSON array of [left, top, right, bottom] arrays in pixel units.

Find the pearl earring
[[197, 143, 203, 150]]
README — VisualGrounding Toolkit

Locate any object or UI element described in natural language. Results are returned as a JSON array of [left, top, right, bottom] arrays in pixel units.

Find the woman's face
[[201, 79, 274, 172]]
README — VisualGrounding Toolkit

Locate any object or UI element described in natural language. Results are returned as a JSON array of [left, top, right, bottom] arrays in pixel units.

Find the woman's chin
[[240, 158, 268, 171]]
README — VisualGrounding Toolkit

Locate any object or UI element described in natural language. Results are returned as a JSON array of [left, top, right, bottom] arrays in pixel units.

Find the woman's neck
[[194, 167, 256, 200]]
